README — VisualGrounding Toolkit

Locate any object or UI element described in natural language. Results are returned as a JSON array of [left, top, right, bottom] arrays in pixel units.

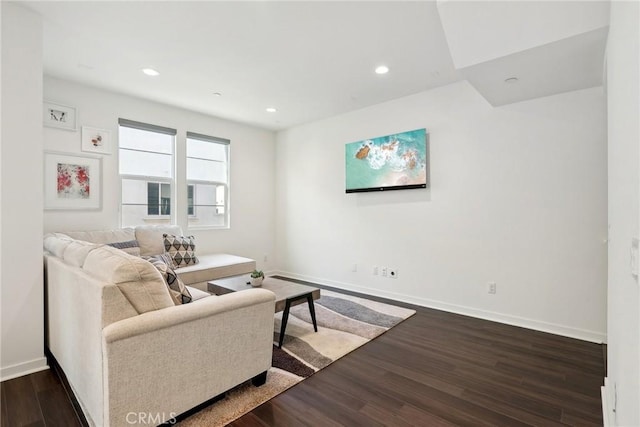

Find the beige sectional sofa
[[64, 225, 257, 291], [43, 226, 275, 427]]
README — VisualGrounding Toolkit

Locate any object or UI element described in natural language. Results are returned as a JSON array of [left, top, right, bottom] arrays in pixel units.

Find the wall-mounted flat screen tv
[[345, 128, 428, 193]]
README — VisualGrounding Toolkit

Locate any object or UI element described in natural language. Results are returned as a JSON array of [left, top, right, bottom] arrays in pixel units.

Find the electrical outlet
[[372, 266, 379, 275], [381, 267, 388, 277], [263, 255, 268, 262], [488, 282, 496, 294], [389, 268, 398, 279], [351, 263, 358, 272]]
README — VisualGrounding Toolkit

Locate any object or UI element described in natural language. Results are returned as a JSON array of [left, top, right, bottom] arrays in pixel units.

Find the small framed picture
[[43, 101, 77, 131], [81, 126, 112, 155], [44, 151, 102, 210]]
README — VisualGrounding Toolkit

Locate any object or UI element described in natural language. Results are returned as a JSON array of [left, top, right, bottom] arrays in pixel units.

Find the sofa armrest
[[102, 289, 275, 427]]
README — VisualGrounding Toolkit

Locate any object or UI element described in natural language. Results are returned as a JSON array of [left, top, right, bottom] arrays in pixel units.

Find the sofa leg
[[251, 371, 268, 387]]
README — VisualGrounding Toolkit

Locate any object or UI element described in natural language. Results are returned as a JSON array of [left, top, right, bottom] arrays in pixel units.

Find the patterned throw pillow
[[143, 254, 192, 305], [106, 240, 141, 257], [163, 234, 199, 268]]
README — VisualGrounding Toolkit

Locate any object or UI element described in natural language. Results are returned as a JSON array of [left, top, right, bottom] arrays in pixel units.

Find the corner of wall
[[1, 1, 47, 381]]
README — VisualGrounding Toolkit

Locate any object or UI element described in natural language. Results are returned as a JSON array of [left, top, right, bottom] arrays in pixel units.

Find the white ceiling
[[437, 0, 610, 107], [24, 1, 460, 131], [460, 27, 609, 107], [436, 0, 610, 69], [23, 1, 609, 131]]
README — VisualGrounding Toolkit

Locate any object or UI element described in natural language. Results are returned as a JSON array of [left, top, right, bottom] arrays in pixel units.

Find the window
[[118, 121, 228, 229], [147, 182, 172, 216], [187, 185, 195, 216], [119, 119, 176, 227], [186, 132, 229, 228]]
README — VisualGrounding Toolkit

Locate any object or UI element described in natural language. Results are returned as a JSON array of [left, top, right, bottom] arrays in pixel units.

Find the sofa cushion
[[135, 225, 183, 256], [163, 234, 198, 267], [176, 254, 256, 286], [65, 228, 136, 245], [144, 255, 192, 305], [83, 246, 174, 314], [43, 233, 73, 258], [106, 240, 141, 257], [63, 240, 102, 268]]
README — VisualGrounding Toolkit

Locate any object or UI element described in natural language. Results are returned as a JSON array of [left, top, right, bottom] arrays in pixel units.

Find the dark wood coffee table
[[207, 275, 320, 348]]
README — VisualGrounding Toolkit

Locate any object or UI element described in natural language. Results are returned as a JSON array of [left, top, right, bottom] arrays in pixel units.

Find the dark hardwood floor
[[1, 367, 81, 427], [2, 281, 604, 427], [232, 280, 605, 427]]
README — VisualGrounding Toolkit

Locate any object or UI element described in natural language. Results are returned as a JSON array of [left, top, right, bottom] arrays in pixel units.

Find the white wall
[[604, 0, 640, 425], [276, 81, 607, 342], [1, 3, 48, 380], [43, 76, 277, 271]]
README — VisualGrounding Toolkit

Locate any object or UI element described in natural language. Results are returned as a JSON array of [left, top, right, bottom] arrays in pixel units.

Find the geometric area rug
[[179, 288, 416, 426]]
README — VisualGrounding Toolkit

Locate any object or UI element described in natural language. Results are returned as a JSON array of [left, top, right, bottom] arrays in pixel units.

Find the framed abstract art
[[44, 152, 102, 210], [43, 101, 77, 131], [81, 126, 112, 155]]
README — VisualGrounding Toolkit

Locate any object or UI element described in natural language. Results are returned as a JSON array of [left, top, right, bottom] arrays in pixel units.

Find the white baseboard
[[1, 357, 49, 382], [273, 270, 607, 344], [601, 378, 615, 427]]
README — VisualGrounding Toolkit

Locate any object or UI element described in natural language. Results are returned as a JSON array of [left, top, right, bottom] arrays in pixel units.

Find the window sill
[[187, 225, 230, 231], [142, 217, 172, 223]]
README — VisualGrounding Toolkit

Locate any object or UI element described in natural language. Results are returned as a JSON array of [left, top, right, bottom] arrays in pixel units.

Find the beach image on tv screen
[[345, 128, 427, 192]]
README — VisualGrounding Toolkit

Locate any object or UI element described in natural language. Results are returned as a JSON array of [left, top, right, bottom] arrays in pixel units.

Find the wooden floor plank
[[37, 388, 82, 427], [227, 412, 268, 427], [2, 375, 44, 427], [29, 370, 60, 393], [561, 408, 604, 427], [459, 389, 567, 427], [2, 383, 11, 427]]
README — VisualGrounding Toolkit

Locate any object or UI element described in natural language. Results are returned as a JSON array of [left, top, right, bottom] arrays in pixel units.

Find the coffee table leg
[[279, 299, 292, 348], [307, 294, 318, 332]]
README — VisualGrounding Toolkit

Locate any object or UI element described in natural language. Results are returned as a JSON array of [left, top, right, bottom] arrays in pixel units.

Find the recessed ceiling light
[[212, 92, 222, 97], [266, 107, 277, 113], [375, 65, 390, 75], [142, 68, 160, 76], [504, 77, 519, 84]]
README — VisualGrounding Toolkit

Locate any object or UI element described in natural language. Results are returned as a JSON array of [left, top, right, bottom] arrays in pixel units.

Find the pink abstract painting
[[57, 163, 90, 199]]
